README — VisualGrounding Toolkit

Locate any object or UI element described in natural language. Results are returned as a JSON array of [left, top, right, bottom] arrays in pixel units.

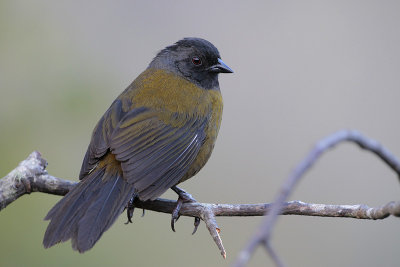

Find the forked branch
[[1, 146, 399, 260]]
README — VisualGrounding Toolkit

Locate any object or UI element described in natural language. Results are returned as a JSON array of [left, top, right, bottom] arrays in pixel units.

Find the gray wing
[[109, 108, 207, 200]]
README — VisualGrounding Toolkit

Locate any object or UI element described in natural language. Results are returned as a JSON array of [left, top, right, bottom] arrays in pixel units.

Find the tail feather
[[43, 172, 100, 247], [43, 162, 135, 253], [75, 175, 132, 252]]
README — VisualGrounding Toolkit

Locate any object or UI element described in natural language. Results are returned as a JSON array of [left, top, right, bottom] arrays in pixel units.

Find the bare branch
[[234, 130, 400, 267], [0, 151, 74, 211], [134, 199, 400, 220], [1, 143, 400, 260]]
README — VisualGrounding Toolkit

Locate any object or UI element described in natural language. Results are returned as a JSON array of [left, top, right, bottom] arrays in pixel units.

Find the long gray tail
[[43, 164, 135, 253]]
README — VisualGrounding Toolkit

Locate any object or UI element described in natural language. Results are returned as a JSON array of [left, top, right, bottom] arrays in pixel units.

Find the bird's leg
[[171, 186, 201, 234], [125, 194, 137, 224]]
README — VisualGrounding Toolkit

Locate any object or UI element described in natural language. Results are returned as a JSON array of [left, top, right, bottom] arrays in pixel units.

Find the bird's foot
[[125, 194, 137, 224], [171, 186, 201, 234]]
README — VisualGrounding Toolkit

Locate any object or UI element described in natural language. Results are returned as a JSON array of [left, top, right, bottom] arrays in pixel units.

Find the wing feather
[[109, 109, 207, 201]]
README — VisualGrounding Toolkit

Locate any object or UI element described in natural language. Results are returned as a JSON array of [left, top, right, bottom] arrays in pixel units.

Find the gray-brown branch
[[1, 150, 400, 260], [234, 130, 400, 267]]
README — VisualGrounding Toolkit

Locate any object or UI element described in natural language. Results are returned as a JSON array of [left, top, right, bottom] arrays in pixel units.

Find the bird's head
[[148, 37, 233, 90]]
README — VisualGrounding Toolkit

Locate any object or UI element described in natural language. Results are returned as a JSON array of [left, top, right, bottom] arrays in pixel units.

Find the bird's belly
[[178, 90, 222, 183], [179, 137, 215, 183]]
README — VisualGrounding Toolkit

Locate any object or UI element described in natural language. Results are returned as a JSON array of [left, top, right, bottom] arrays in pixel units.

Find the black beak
[[208, 58, 234, 73]]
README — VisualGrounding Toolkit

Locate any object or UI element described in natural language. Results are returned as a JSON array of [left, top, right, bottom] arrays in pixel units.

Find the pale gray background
[[0, 1, 399, 266]]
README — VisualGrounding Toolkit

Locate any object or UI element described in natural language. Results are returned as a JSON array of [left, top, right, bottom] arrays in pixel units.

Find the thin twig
[[265, 242, 285, 267], [234, 130, 400, 267]]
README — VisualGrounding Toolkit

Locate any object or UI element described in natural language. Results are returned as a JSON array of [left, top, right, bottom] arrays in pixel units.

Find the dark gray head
[[148, 37, 233, 90]]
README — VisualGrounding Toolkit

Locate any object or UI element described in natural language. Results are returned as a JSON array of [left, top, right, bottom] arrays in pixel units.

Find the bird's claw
[[192, 217, 201, 235], [170, 186, 201, 233], [171, 197, 183, 232], [125, 194, 136, 224]]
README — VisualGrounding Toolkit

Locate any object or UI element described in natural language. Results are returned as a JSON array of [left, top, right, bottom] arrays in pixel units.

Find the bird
[[43, 37, 233, 253]]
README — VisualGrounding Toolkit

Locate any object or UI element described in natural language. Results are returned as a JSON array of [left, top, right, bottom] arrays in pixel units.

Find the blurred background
[[1, 1, 399, 266]]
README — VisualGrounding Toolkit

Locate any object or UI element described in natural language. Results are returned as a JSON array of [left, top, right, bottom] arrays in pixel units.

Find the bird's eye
[[191, 56, 202, 66]]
